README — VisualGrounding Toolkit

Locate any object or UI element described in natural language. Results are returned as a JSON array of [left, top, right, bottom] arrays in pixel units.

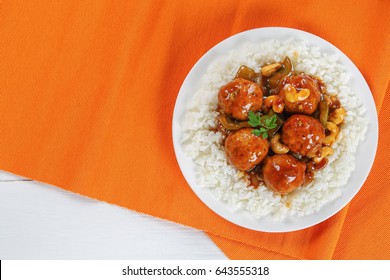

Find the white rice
[[181, 39, 367, 220]]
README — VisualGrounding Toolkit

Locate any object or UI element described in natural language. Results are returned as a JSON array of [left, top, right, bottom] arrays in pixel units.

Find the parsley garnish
[[248, 111, 277, 139]]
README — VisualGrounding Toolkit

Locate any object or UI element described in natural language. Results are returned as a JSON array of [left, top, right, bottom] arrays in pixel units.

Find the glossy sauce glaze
[[213, 58, 345, 194], [279, 74, 321, 115], [263, 154, 306, 194], [225, 128, 269, 171], [282, 114, 325, 156], [218, 78, 263, 121]]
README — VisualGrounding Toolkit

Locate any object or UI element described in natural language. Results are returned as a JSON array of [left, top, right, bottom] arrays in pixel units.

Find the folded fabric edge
[[206, 232, 304, 260]]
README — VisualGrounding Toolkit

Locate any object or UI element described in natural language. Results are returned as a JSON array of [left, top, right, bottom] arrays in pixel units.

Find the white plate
[[172, 27, 378, 232]]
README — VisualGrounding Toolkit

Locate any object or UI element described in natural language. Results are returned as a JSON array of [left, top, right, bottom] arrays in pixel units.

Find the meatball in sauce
[[225, 128, 269, 171], [218, 78, 263, 121], [279, 74, 321, 115], [282, 114, 325, 156], [263, 155, 306, 194]]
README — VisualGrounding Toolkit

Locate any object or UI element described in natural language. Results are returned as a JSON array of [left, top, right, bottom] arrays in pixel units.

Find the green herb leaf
[[248, 110, 278, 139], [264, 118, 271, 127], [259, 127, 267, 133], [248, 111, 261, 127], [268, 123, 277, 129], [252, 129, 261, 136]]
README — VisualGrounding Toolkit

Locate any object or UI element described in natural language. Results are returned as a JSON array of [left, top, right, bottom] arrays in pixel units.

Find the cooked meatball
[[218, 78, 263, 120], [225, 128, 269, 171], [282, 114, 325, 156], [279, 74, 321, 115], [263, 154, 306, 194]]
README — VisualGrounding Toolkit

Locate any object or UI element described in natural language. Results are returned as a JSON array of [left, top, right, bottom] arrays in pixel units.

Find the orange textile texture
[[1, 0, 389, 259]]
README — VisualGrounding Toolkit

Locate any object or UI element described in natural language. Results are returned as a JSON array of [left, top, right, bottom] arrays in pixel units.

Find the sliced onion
[[235, 65, 257, 81], [267, 56, 293, 91]]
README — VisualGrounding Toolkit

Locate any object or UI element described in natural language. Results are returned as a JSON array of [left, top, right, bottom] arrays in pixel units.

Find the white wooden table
[[0, 171, 226, 259]]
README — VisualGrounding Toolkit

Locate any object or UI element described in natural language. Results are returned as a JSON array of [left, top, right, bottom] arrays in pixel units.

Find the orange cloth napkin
[[1, 0, 389, 259]]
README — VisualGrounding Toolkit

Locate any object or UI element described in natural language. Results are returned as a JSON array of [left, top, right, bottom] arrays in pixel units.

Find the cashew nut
[[263, 95, 285, 113], [328, 107, 346, 125], [306, 148, 321, 158], [270, 133, 289, 154], [323, 121, 340, 146], [284, 85, 310, 103], [261, 63, 281, 77], [313, 147, 334, 163]]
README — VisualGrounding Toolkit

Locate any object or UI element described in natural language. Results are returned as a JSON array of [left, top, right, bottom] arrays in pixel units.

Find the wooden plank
[[0, 181, 226, 259]]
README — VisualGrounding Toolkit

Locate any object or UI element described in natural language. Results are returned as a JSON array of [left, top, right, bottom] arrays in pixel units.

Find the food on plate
[[216, 56, 344, 195], [218, 78, 263, 120], [279, 74, 321, 114], [182, 40, 367, 219], [225, 128, 269, 171], [263, 154, 306, 194], [282, 114, 325, 156]]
